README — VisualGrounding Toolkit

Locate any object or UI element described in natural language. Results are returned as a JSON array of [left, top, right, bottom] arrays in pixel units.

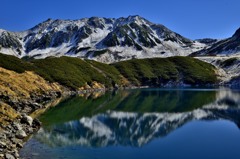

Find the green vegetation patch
[[220, 58, 238, 68], [169, 56, 217, 84], [31, 56, 112, 89], [91, 49, 108, 57], [0, 53, 119, 89], [85, 59, 122, 86], [113, 58, 178, 86], [0, 53, 218, 89], [113, 56, 217, 86], [0, 53, 32, 73]]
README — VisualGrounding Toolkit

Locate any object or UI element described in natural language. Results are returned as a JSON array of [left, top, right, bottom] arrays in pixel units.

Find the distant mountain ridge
[[0, 15, 206, 63], [192, 28, 240, 56]]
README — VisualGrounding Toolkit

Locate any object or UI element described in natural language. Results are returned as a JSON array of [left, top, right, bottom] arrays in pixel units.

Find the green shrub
[[220, 58, 238, 67], [0, 53, 32, 73]]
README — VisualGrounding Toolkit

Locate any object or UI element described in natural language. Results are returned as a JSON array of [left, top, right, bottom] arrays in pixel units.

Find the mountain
[[0, 16, 206, 63], [192, 28, 240, 56], [195, 38, 218, 46]]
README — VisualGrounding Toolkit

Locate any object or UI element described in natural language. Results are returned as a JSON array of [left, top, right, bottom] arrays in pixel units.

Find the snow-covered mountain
[[192, 28, 240, 56], [195, 38, 218, 46], [0, 16, 205, 63]]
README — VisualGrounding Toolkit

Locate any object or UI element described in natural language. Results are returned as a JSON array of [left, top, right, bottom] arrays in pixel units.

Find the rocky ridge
[[192, 28, 240, 56]]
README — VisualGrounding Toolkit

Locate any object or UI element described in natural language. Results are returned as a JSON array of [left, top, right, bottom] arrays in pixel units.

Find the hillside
[[113, 56, 217, 86], [0, 53, 124, 89], [195, 56, 240, 85], [0, 53, 218, 90]]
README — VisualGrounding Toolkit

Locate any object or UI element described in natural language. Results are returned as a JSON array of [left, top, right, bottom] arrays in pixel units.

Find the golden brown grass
[[0, 67, 62, 100], [0, 102, 19, 126], [0, 67, 64, 126]]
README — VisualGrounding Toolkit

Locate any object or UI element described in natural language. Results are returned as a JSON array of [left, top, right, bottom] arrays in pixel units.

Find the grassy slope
[[113, 58, 178, 86], [0, 53, 218, 90], [85, 59, 123, 86], [0, 54, 121, 89], [31, 57, 118, 89], [168, 56, 217, 84], [0, 67, 61, 100], [0, 53, 32, 73], [113, 56, 217, 86]]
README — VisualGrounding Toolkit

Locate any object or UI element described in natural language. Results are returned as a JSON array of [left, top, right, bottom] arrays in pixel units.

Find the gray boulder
[[5, 153, 15, 159], [16, 130, 27, 139], [21, 114, 33, 126]]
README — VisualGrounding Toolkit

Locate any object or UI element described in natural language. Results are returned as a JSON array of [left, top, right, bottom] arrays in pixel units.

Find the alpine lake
[[20, 88, 240, 159]]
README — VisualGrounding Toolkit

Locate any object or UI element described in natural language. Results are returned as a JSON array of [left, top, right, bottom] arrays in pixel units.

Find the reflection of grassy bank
[[40, 89, 216, 126]]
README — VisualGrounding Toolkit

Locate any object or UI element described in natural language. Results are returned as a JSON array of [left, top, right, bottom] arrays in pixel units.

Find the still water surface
[[20, 88, 240, 159]]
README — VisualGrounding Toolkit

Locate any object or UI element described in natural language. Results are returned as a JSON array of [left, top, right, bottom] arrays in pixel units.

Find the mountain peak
[[0, 29, 6, 34], [40, 18, 55, 25], [127, 15, 141, 19], [30, 18, 55, 32], [116, 15, 146, 25], [45, 18, 53, 22], [127, 15, 145, 23], [232, 27, 240, 39]]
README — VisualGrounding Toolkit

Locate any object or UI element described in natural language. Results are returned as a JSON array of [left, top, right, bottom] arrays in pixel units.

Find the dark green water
[[20, 88, 240, 159]]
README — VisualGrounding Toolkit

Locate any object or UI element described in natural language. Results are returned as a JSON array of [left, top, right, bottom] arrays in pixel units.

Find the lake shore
[[0, 90, 62, 159], [0, 83, 237, 159], [0, 85, 109, 159], [19, 88, 240, 159]]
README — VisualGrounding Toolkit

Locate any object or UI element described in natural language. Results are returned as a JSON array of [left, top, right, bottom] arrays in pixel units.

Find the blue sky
[[1, 0, 240, 39]]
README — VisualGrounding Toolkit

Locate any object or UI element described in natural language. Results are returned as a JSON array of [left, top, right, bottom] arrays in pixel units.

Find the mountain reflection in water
[[33, 88, 240, 148]]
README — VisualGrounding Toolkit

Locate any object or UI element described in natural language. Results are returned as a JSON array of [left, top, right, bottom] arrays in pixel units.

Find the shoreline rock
[[0, 90, 62, 159], [0, 114, 41, 159]]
